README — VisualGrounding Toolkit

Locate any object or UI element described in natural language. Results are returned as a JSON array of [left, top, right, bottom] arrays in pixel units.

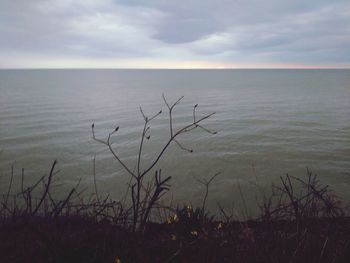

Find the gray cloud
[[0, 0, 349, 67]]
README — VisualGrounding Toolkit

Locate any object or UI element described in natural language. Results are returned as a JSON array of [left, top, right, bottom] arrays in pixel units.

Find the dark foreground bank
[[1, 161, 349, 262], [1, 212, 350, 263]]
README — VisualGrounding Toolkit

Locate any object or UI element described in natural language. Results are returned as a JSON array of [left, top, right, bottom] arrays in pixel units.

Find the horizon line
[[1, 67, 350, 70]]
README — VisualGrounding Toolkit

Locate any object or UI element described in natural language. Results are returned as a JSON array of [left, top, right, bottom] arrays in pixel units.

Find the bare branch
[[139, 106, 147, 122], [174, 139, 193, 153], [32, 160, 57, 215], [93, 155, 100, 203], [92, 123, 136, 179], [149, 110, 162, 122], [141, 111, 215, 177], [194, 172, 221, 213], [3, 164, 15, 211], [92, 95, 216, 231], [137, 121, 148, 176]]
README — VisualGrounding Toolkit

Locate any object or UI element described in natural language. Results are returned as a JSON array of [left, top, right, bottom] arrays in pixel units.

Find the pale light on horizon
[[1, 57, 349, 69]]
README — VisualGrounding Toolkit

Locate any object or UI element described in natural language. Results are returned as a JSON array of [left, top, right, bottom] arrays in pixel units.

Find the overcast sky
[[1, 0, 349, 68]]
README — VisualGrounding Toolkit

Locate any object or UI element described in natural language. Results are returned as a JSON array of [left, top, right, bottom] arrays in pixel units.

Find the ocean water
[[0, 69, 349, 213]]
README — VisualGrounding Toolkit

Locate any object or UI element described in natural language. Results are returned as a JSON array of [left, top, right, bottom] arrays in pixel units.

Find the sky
[[0, 0, 350, 69]]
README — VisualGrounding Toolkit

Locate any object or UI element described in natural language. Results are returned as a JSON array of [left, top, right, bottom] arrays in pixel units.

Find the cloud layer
[[1, 0, 349, 68]]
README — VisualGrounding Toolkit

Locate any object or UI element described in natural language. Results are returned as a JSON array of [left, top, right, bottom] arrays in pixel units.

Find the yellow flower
[[217, 222, 223, 230], [186, 205, 192, 218], [166, 214, 178, 224], [190, 230, 198, 236]]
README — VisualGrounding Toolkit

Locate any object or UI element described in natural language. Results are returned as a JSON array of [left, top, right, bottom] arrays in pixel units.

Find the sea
[[0, 69, 349, 214]]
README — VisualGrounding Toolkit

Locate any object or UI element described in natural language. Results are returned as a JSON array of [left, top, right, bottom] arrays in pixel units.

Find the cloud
[[0, 0, 349, 68]]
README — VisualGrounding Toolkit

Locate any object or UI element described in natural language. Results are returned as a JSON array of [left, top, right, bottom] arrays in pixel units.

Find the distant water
[[1, 69, 349, 213]]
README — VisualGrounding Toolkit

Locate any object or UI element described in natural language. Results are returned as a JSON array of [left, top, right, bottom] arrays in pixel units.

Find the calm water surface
[[0, 69, 349, 212]]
